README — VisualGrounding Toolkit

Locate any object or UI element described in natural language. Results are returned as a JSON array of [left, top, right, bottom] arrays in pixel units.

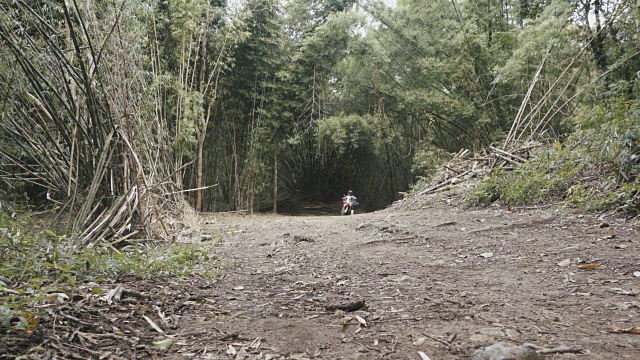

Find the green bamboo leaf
[[153, 338, 174, 350], [92, 287, 104, 295]]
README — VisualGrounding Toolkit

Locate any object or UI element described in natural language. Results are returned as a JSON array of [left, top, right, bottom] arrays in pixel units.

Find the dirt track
[[177, 198, 640, 359]]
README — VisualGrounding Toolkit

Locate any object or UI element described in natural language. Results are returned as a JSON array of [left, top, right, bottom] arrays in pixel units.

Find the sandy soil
[[170, 196, 640, 359]]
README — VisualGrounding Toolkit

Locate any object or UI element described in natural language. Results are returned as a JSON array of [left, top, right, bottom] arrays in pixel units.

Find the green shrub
[[468, 99, 639, 213], [412, 143, 448, 180]]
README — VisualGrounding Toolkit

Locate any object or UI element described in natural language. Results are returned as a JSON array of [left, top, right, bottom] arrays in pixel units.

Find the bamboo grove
[[1, 0, 638, 242]]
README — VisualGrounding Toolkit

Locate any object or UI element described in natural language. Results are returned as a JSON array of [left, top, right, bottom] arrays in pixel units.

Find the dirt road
[[177, 199, 640, 359]]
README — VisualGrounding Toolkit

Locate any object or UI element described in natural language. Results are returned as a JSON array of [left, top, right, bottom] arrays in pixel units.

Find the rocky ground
[[170, 195, 640, 359]]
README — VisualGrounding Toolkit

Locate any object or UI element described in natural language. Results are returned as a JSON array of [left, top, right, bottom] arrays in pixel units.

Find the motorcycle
[[341, 196, 357, 215]]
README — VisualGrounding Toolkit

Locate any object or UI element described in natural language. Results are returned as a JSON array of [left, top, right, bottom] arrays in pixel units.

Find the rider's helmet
[[348, 190, 353, 195]]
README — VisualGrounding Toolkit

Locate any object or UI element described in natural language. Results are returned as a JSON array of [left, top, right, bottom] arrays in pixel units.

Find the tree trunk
[[233, 126, 239, 210], [273, 141, 278, 214], [195, 14, 208, 212], [591, 0, 608, 73], [195, 130, 206, 211]]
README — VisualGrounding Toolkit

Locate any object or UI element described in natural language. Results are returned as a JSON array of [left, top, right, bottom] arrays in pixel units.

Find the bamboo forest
[[1, 0, 639, 358]]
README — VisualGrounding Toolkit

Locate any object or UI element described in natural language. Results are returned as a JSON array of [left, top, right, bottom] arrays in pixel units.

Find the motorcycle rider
[[342, 190, 358, 215]]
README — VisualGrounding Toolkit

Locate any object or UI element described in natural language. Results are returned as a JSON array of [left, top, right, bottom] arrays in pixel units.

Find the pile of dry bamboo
[[416, 141, 542, 196]]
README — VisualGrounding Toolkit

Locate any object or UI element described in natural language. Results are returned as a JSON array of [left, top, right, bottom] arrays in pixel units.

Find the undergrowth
[[469, 99, 640, 214], [0, 211, 221, 335]]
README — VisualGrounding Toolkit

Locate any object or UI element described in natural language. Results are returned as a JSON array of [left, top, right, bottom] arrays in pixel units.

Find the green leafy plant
[[1, 212, 221, 335], [468, 99, 639, 214]]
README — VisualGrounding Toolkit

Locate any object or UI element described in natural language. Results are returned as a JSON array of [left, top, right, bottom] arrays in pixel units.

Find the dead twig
[[433, 221, 456, 228], [423, 333, 451, 347], [523, 343, 584, 355], [360, 236, 416, 246]]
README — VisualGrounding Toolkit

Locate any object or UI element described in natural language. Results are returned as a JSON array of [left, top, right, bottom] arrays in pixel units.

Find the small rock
[[471, 342, 543, 360], [480, 252, 494, 258], [356, 223, 372, 230], [558, 259, 571, 267], [390, 275, 416, 282], [413, 337, 427, 346], [201, 234, 213, 241], [293, 235, 315, 243]]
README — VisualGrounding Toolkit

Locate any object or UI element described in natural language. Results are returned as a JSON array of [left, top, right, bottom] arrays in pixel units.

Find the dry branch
[[411, 141, 540, 198]]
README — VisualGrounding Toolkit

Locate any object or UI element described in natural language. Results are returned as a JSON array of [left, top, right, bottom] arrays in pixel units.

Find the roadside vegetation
[[468, 99, 639, 215], [1, 210, 219, 354]]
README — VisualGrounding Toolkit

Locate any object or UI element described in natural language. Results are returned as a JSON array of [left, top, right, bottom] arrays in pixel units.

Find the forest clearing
[[1, 0, 639, 358]]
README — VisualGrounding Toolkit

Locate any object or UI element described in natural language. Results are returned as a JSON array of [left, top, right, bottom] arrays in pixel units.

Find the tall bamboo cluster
[[0, 0, 180, 243]]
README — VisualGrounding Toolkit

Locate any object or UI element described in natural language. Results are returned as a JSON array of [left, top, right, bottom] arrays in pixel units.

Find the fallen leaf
[[18, 312, 40, 333], [233, 286, 245, 291], [579, 264, 600, 270], [611, 323, 640, 334], [418, 351, 432, 360], [355, 315, 367, 327], [152, 338, 174, 350], [558, 259, 571, 267], [340, 316, 354, 325], [249, 337, 261, 350], [226, 345, 237, 356], [92, 287, 104, 295], [235, 346, 247, 360], [143, 315, 164, 333]]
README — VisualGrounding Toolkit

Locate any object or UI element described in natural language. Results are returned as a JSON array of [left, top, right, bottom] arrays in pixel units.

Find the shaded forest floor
[[174, 195, 640, 359], [5, 194, 640, 359]]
